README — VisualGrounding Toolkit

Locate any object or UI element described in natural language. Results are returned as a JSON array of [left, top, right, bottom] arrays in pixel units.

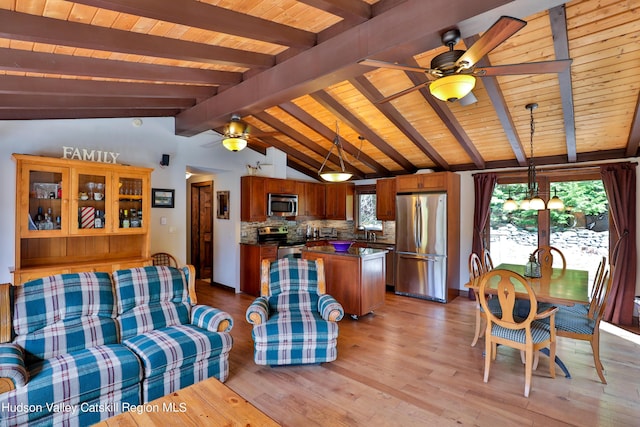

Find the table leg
[[540, 348, 571, 379]]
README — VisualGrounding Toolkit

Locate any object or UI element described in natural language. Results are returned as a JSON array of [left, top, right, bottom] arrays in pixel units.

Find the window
[[356, 185, 382, 231], [489, 170, 608, 284]]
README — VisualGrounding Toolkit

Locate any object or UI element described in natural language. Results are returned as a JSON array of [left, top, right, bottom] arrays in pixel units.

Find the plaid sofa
[[246, 258, 343, 366], [0, 265, 233, 426]]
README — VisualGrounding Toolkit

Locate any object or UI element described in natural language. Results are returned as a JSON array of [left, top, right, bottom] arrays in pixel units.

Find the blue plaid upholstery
[[480, 297, 502, 316], [490, 322, 552, 344], [0, 344, 141, 426], [0, 344, 28, 388], [554, 309, 596, 334], [246, 258, 343, 366], [12, 272, 118, 363], [114, 265, 234, 402]]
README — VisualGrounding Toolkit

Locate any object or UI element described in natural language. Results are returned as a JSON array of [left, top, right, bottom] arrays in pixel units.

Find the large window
[[356, 185, 382, 231], [489, 172, 609, 284]]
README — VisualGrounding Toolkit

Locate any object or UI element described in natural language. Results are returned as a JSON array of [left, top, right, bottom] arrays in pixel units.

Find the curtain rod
[[472, 160, 638, 177]]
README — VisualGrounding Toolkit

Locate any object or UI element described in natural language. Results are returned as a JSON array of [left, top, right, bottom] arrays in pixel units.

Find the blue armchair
[[245, 258, 344, 366]]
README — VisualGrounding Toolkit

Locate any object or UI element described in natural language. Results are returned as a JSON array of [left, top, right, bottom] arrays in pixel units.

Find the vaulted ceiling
[[1, 0, 639, 180]]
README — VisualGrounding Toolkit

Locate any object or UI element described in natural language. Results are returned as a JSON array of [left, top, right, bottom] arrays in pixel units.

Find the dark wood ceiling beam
[[310, 90, 416, 173], [0, 95, 193, 109], [402, 59, 485, 169], [349, 75, 449, 170], [297, 0, 371, 21], [549, 5, 577, 163], [464, 35, 527, 166], [70, 0, 316, 49], [0, 10, 273, 68], [625, 92, 640, 157], [0, 108, 180, 120], [175, 0, 513, 135], [0, 75, 216, 99], [0, 48, 240, 85], [253, 111, 364, 178], [286, 159, 322, 181], [278, 101, 390, 176]]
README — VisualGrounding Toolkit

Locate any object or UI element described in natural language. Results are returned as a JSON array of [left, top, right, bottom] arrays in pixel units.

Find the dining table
[[466, 263, 590, 379]]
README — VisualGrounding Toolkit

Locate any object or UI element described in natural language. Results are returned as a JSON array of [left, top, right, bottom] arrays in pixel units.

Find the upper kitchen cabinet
[[265, 178, 296, 195], [241, 176, 267, 222], [13, 154, 152, 285], [376, 178, 396, 221], [395, 173, 447, 193], [325, 182, 354, 220], [296, 181, 325, 219]]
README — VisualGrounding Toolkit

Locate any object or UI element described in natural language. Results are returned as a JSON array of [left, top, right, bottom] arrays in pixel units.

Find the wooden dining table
[[466, 263, 590, 379]]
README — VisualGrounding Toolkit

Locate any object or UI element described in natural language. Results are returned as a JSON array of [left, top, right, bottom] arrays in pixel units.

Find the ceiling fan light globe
[[429, 74, 476, 102], [320, 172, 352, 182], [222, 137, 247, 152]]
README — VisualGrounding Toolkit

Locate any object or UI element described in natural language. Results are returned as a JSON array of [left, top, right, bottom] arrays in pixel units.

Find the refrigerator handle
[[415, 199, 422, 248]]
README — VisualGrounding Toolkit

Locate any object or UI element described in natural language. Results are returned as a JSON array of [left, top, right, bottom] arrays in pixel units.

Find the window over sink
[[356, 185, 382, 231]]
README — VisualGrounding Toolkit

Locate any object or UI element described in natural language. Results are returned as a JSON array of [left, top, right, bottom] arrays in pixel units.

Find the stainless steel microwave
[[267, 193, 298, 217]]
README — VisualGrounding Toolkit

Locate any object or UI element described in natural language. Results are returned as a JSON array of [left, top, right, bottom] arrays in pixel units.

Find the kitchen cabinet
[[325, 182, 354, 220], [395, 173, 446, 192], [353, 241, 395, 288], [241, 176, 267, 222], [265, 178, 296, 195], [13, 154, 152, 285], [376, 178, 396, 220], [296, 181, 325, 219], [240, 243, 278, 296]]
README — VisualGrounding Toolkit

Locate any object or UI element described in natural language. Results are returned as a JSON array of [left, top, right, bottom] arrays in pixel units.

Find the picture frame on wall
[[152, 188, 175, 208], [217, 191, 230, 219]]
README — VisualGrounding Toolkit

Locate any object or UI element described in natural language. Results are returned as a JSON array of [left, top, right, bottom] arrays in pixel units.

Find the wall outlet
[[160, 216, 167, 225]]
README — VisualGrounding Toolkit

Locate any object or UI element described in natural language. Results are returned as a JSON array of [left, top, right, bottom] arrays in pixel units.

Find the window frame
[[355, 184, 383, 232]]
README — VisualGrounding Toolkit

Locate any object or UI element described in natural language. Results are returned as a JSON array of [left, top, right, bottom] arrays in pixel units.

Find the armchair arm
[[245, 297, 269, 326], [534, 306, 558, 320], [318, 294, 344, 322], [0, 344, 28, 392], [190, 305, 233, 333]]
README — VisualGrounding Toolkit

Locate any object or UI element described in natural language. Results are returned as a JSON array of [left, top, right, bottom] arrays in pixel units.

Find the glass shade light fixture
[[429, 74, 476, 102], [222, 114, 249, 152], [503, 188, 519, 211], [547, 187, 565, 210], [318, 121, 352, 182]]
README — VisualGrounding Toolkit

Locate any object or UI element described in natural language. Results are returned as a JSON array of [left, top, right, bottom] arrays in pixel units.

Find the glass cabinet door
[[114, 172, 148, 232], [70, 168, 110, 234], [21, 165, 69, 236]]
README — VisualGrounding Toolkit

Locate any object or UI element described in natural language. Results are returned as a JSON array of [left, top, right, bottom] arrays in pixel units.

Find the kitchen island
[[302, 245, 387, 318]]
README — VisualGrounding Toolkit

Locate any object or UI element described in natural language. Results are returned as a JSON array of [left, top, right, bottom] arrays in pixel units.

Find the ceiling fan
[[359, 16, 572, 103], [203, 114, 280, 152]]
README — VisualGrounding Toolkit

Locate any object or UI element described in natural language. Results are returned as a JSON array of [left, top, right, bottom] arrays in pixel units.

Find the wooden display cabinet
[[13, 154, 152, 285]]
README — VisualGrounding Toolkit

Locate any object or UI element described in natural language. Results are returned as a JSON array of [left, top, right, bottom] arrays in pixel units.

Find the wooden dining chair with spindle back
[[469, 252, 501, 347]]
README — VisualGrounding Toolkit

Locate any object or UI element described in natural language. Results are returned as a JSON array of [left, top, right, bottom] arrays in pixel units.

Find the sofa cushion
[[0, 344, 141, 426], [12, 272, 118, 362], [122, 324, 233, 379], [267, 259, 319, 295], [113, 266, 191, 340]]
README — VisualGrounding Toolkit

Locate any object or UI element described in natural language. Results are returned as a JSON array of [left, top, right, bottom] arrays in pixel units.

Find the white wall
[[0, 116, 312, 289]]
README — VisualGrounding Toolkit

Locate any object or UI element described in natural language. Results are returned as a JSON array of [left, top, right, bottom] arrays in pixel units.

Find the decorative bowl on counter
[[329, 240, 352, 252]]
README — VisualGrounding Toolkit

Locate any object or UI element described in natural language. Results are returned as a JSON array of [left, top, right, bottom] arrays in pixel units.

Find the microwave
[[267, 193, 298, 217]]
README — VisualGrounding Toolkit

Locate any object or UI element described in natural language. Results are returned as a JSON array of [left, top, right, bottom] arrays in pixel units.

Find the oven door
[[277, 245, 304, 259]]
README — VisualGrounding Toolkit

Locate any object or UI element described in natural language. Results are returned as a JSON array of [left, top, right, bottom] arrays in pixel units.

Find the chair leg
[[471, 307, 482, 347], [524, 347, 533, 397], [591, 331, 607, 384], [548, 341, 556, 379], [483, 336, 492, 383]]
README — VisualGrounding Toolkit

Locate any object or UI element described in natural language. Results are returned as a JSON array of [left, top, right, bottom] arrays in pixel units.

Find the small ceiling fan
[[359, 16, 572, 103], [203, 114, 280, 152]]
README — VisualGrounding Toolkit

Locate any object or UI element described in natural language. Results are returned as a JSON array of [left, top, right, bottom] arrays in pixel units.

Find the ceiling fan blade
[[376, 81, 430, 104], [475, 59, 572, 76], [358, 59, 432, 74], [455, 16, 526, 70]]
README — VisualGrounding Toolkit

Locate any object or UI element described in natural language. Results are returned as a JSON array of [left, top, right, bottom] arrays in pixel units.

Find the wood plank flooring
[[196, 283, 640, 427]]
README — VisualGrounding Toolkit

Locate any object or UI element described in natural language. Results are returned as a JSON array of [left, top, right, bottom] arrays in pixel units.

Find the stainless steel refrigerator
[[395, 192, 448, 302]]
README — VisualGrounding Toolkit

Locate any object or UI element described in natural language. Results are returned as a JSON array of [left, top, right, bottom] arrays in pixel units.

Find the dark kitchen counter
[[301, 245, 387, 258]]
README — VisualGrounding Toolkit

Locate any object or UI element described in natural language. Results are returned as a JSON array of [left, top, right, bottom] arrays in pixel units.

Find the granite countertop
[[302, 245, 388, 258]]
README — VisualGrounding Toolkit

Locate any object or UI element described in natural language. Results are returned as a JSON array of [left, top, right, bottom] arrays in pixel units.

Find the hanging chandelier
[[502, 103, 564, 211], [318, 121, 352, 182]]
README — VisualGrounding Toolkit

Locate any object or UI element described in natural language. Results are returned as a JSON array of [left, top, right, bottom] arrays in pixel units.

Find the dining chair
[[482, 249, 494, 272], [533, 245, 566, 277], [478, 269, 558, 397], [552, 265, 612, 383], [561, 256, 606, 316], [151, 252, 179, 268], [470, 252, 502, 347]]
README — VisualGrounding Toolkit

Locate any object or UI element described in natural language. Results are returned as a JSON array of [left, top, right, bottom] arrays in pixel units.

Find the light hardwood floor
[[197, 283, 640, 427]]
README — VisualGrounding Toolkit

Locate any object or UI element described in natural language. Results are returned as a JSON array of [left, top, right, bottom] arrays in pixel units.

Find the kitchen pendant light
[[222, 114, 249, 152], [318, 122, 352, 182]]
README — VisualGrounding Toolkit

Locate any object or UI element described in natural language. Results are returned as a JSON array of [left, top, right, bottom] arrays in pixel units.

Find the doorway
[[190, 181, 214, 282]]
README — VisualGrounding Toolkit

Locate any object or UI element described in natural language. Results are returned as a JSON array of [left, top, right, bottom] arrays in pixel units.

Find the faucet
[[367, 231, 376, 242]]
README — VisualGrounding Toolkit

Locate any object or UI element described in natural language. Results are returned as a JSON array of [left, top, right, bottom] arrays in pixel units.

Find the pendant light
[[547, 188, 565, 210], [222, 114, 248, 152], [318, 122, 352, 182], [524, 103, 546, 210]]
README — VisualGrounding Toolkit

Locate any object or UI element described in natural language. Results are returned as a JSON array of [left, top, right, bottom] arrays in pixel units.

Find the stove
[[257, 226, 305, 258]]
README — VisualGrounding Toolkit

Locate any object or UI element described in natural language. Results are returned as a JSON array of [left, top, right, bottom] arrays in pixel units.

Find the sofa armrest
[[318, 294, 344, 322], [0, 344, 28, 392], [190, 305, 233, 333], [245, 297, 269, 326]]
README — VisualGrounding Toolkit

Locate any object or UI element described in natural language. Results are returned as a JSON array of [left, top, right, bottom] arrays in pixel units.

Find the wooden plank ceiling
[[0, 0, 639, 179]]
